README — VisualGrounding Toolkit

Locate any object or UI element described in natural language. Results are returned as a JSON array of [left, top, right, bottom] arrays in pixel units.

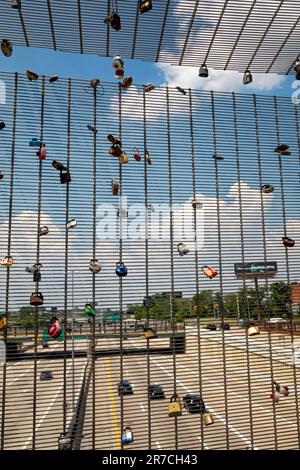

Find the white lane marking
[[140, 403, 145, 412], [156, 441, 162, 449], [150, 357, 259, 450]]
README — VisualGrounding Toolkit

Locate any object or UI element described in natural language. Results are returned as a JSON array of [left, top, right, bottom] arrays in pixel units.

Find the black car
[[205, 324, 217, 331], [183, 394, 205, 413], [219, 323, 230, 330], [118, 380, 133, 396], [148, 384, 165, 399], [40, 370, 53, 381]]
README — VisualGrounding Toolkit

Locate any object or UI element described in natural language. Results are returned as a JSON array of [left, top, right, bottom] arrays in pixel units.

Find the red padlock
[[201, 265, 218, 279], [133, 147, 141, 161], [48, 317, 62, 339], [270, 391, 281, 403], [37, 143, 46, 160]]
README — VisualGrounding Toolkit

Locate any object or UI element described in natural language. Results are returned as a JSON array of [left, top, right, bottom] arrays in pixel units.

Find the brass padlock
[[168, 394, 182, 417], [1, 256, 13, 267], [192, 305, 199, 313], [119, 152, 129, 164], [0, 314, 8, 331], [143, 327, 157, 340], [203, 411, 214, 426]]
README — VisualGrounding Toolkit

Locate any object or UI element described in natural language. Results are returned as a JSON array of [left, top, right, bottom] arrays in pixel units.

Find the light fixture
[[139, 0, 152, 14], [26, 70, 39, 81], [1, 39, 13, 58], [104, 11, 121, 31], [294, 59, 300, 80], [199, 63, 208, 78], [243, 70, 252, 85], [11, 0, 21, 9], [176, 86, 186, 95]]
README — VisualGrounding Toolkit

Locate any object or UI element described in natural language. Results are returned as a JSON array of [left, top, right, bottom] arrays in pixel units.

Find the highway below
[[1, 326, 300, 450]]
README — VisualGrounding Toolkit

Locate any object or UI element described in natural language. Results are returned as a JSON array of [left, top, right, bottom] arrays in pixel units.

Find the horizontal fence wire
[[0, 0, 300, 74], [0, 71, 300, 450]]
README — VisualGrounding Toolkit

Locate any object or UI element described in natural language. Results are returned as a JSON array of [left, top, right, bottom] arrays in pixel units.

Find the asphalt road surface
[[1, 327, 300, 450]]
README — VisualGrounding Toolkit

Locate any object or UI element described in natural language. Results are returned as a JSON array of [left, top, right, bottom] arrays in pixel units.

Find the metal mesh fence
[[0, 71, 300, 450]]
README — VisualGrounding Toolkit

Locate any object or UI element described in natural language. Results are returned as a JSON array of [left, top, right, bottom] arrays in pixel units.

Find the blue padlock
[[115, 262, 127, 277], [29, 138, 41, 147]]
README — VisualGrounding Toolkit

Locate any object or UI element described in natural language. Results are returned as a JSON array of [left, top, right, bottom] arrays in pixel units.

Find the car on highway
[[182, 394, 205, 413], [205, 324, 217, 331], [148, 384, 165, 399], [118, 380, 134, 396], [40, 370, 53, 381]]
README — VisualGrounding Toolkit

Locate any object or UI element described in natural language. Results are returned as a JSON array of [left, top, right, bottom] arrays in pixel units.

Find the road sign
[[234, 261, 277, 279]]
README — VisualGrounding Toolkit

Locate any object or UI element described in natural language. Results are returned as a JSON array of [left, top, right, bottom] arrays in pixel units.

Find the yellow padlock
[[247, 325, 260, 337], [119, 152, 129, 164], [203, 411, 214, 426], [0, 314, 8, 331], [143, 327, 157, 339], [168, 394, 182, 417]]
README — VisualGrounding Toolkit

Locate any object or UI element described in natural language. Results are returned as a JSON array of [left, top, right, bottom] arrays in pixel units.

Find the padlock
[[144, 84, 155, 93], [247, 325, 260, 336], [0, 314, 8, 331], [67, 219, 77, 230], [168, 395, 182, 417], [201, 265, 218, 279], [176, 86, 186, 95], [0, 171, 5, 180], [37, 143, 46, 160], [116, 262, 127, 277], [120, 76, 133, 90], [270, 391, 281, 403], [90, 78, 100, 90], [274, 144, 289, 155], [295, 60, 300, 80], [143, 327, 157, 339], [30, 292, 44, 306], [26, 70, 39, 81], [0, 122, 5, 131], [107, 134, 122, 146], [33, 270, 41, 283], [282, 236, 295, 247], [49, 75, 59, 83], [203, 411, 214, 426], [261, 184, 274, 194], [212, 154, 224, 161], [39, 225, 49, 236], [119, 152, 129, 164], [112, 179, 120, 195], [192, 305, 199, 314], [48, 317, 62, 339], [115, 68, 124, 80], [121, 426, 134, 445], [52, 160, 66, 171], [276, 283, 289, 294], [104, 11, 121, 31], [109, 144, 122, 157], [199, 63, 208, 78], [274, 381, 289, 397], [58, 432, 72, 450], [60, 170, 71, 184], [177, 242, 189, 256], [87, 124, 97, 134], [1, 256, 13, 267], [84, 303, 95, 316], [243, 70, 252, 85], [133, 147, 141, 161], [89, 259, 101, 274], [112, 55, 124, 70], [145, 150, 151, 165], [1, 39, 13, 58], [29, 138, 41, 147], [143, 296, 155, 308], [139, 0, 152, 13]]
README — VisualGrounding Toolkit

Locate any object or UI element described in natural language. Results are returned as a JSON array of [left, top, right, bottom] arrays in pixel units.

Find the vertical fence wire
[[166, 87, 178, 449], [253, 94, 278, 449], [1, 72, 18, 451], [189, 88, 204, 450], [211, 90, 230, 450]]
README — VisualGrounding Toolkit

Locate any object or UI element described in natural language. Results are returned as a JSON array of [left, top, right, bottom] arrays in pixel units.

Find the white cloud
[[157, 63, 286, 93]]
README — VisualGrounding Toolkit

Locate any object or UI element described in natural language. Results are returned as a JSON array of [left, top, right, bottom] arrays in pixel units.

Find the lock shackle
[[170, 394, 179, 403]]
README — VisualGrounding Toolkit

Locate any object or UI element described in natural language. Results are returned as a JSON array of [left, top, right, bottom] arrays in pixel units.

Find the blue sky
[[0, 44, 296, 97]]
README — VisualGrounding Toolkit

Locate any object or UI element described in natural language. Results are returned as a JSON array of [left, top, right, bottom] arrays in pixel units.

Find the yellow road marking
[[106, 358, 121, 449]]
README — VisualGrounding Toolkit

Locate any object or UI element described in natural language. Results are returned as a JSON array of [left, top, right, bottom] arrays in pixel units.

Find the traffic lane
[[1, 357, 86, 450]]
